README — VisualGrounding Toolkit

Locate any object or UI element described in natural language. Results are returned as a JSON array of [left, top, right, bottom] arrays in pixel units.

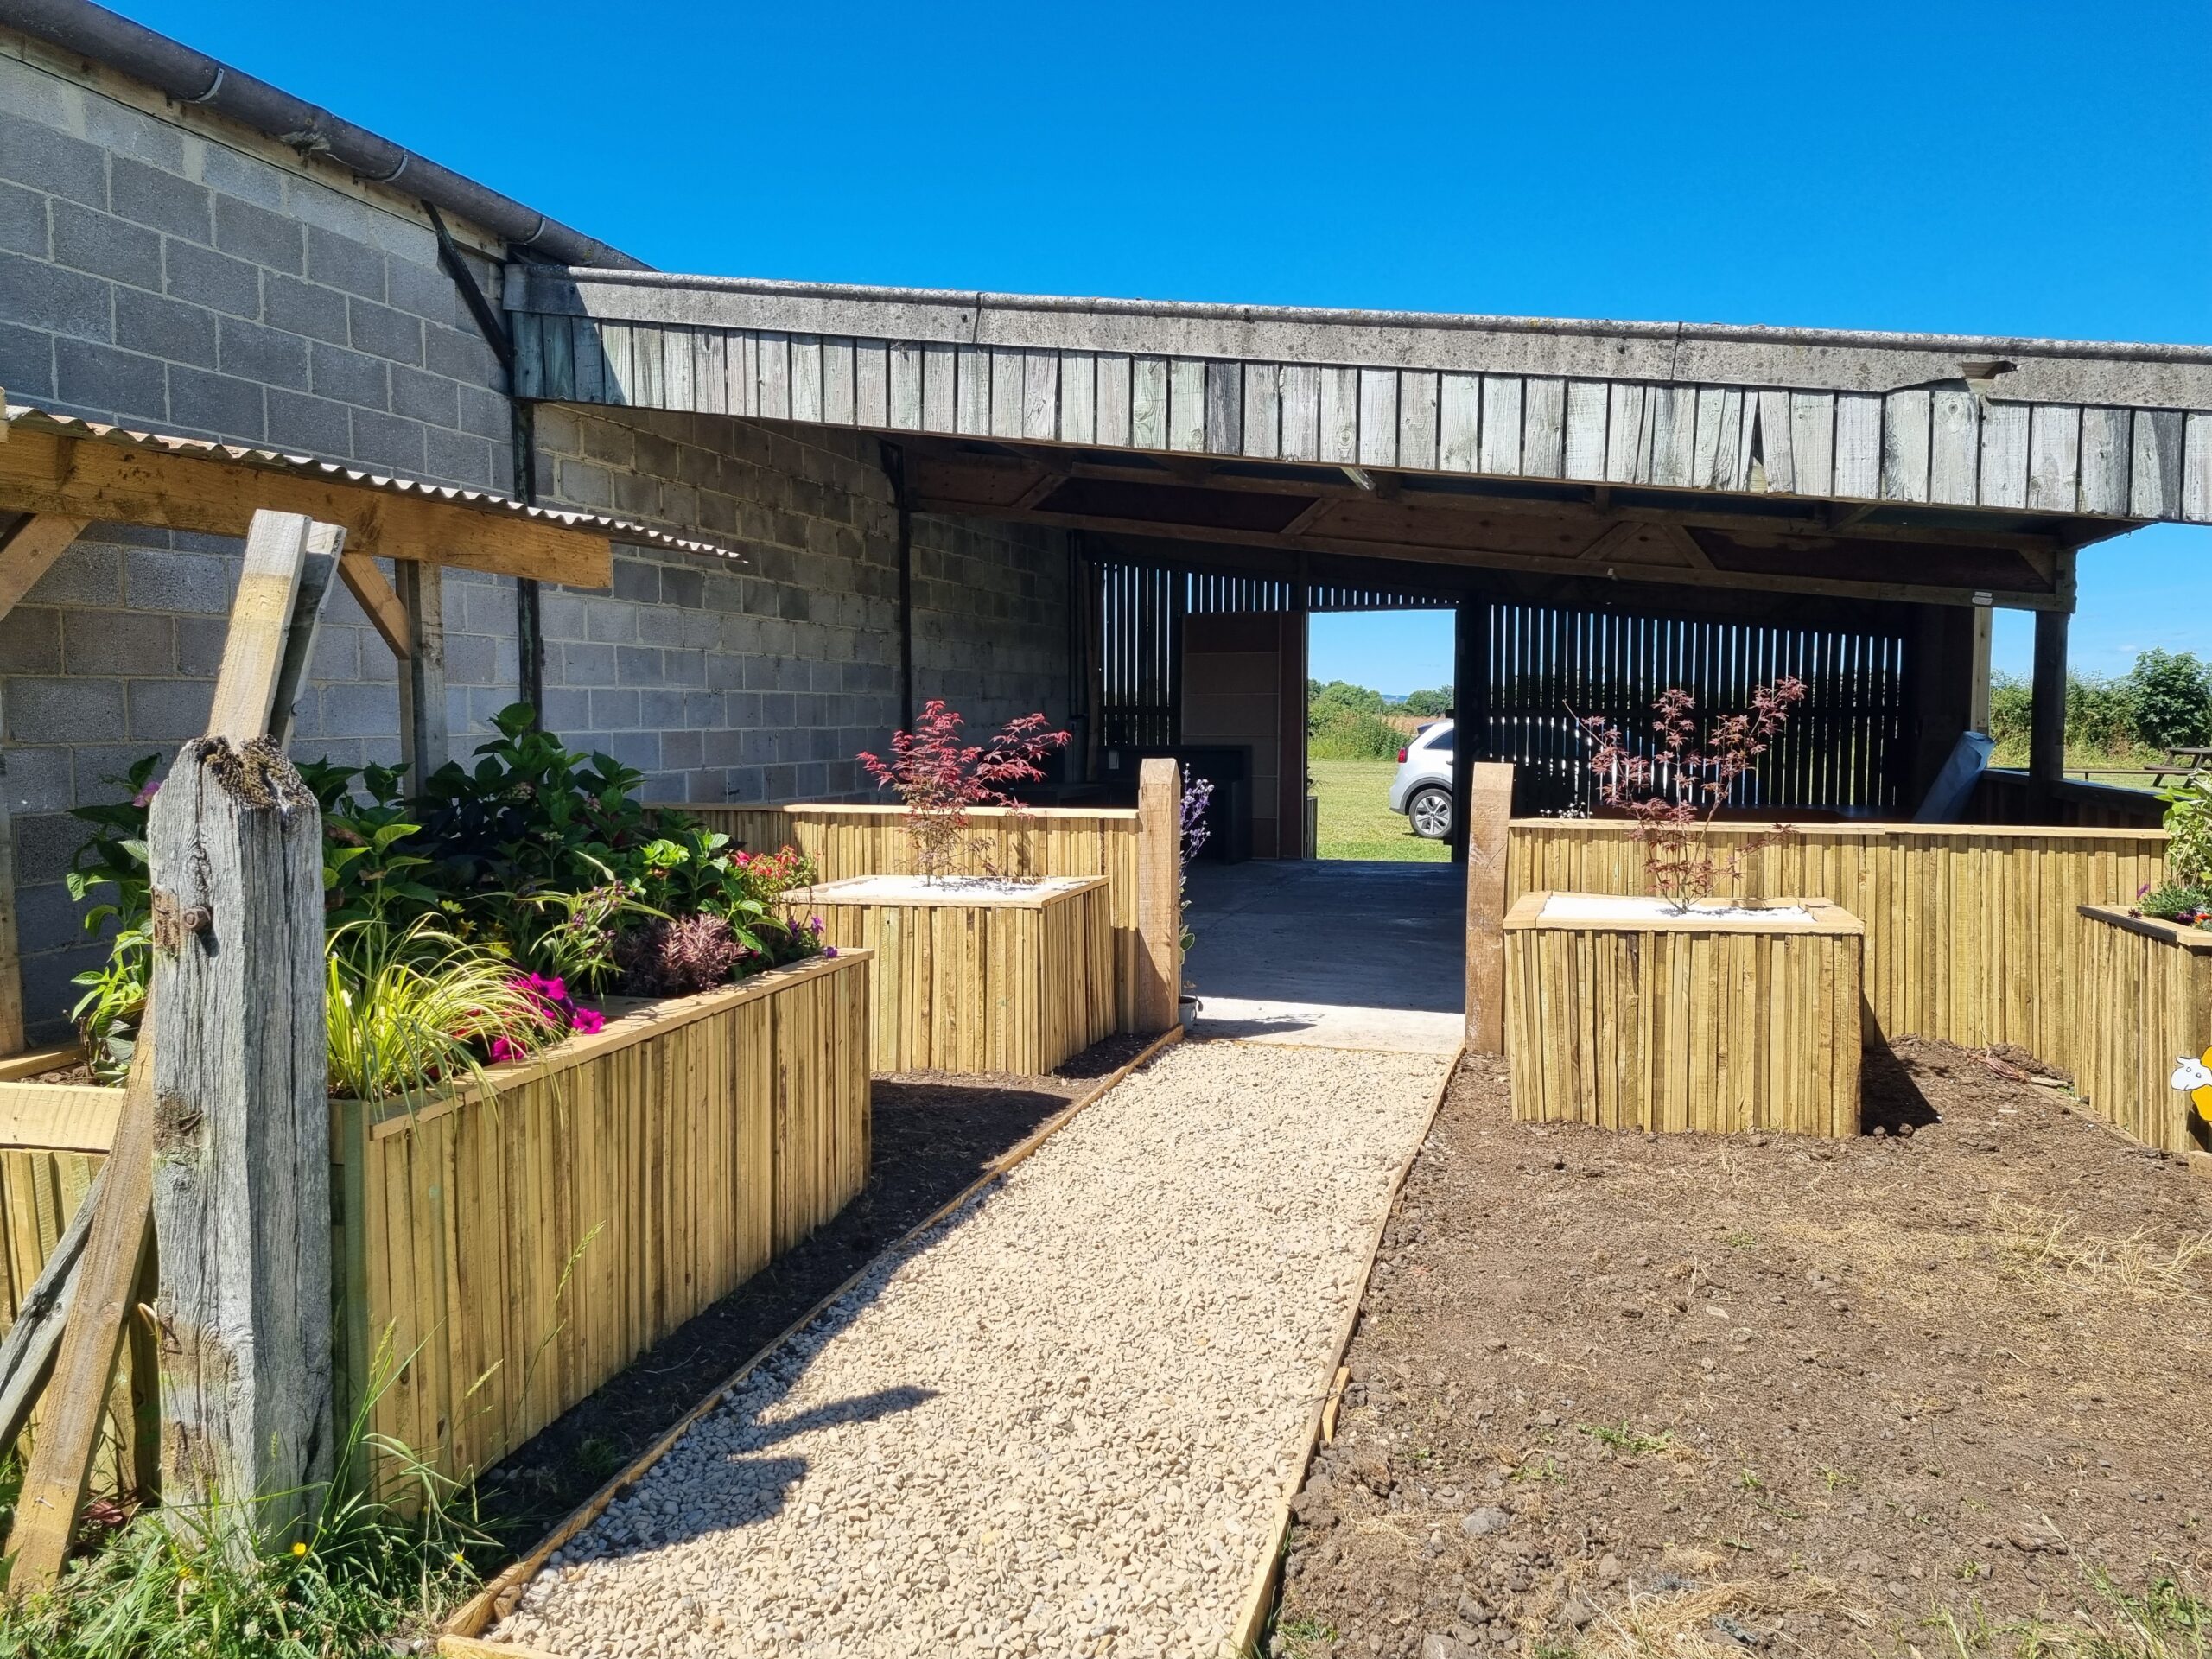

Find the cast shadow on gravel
[[1859, 1040, 1940, 1134]]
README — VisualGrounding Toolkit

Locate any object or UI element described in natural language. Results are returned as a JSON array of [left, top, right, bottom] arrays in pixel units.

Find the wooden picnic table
[[2145, 746, 2212, 786]]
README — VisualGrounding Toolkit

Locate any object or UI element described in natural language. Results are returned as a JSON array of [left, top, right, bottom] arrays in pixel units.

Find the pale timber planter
[[801, 874, 1115, 1075], [0, 948, 874, 1491], [1503, 892, 1865, 1137], [2074, 906, 2212, 1159]]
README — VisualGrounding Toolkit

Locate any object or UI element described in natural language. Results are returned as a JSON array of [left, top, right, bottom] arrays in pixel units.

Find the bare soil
[[471, 1040, 1146, 1552], [1272, 1039, 2212, 1659]]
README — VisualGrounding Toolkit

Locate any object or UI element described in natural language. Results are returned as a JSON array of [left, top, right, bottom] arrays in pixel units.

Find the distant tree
[[1306, 678, 1387, 715], [1401, 687, 1453, 717], [2126, 649, 2212, 749]]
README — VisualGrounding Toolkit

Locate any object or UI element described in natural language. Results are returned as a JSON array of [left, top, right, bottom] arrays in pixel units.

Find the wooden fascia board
[[0, 428, 612, 588]]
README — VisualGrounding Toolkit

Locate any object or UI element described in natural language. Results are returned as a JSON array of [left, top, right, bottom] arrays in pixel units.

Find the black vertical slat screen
[[1093, 557, 1909, 817], [1480, 601, 1909, 817]]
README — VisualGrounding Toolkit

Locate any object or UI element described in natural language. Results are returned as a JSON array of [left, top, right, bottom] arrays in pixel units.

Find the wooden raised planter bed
[[1504, 891, 1865, 1137], [2075, 906, 2212, 1160], [0, 948, 874, 1488], [803, 874, 1114, 1075]]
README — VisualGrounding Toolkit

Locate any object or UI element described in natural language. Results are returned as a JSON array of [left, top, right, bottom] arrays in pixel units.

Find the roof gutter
[[0, 0, 645, 270]]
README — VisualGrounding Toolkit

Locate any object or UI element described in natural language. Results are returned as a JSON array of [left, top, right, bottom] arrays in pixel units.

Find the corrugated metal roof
[[3, 402, 744, 563]]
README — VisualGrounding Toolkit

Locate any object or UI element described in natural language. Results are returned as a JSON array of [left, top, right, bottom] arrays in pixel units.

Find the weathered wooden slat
[[537, 314, 572, 402], [510, 310, 543, 399], [691, 328, 725, 417], [1789, 391, 1835, 497], [2027, 404, 2082, 512], [1832, 391, 1881, 498], [1604, 382, 1649, 483], [1929, 389, 1980, 505], [1649, 386, 1698, 488], [1522, 378, 1566, 477], [1095, 353, 1133, 447], [1279, 365, 1321, 461], [984, 346, 1023, 438], [1131, 358, 1169, 449], [599, 321, 635, 405], [2131, 409, 2183, 518], [628, 323, 664, 408], [1240, 362, 1280, 460], [1438, 372, 1480, 472], [1482, 375, 1524, 476], [1357, 368, 1398, 467], [1563, 381, 1609, 480], [1166, 359, 1205, 454], [1978, 403, 2030, 508], [822, 338, 856, 426], [1397, 370, 1440, 473], [2186, 412, 2212, 523], [1753, 390, 1794, 493], [1705, 388, 1745, 490], [660, 325, 695, 415], [569, 318, 605, 404], [1022, 350, 1059, 442], [1319, 367, 1359, 464], [1882, 389, 1931, 502], [1205, 361, 1243, 455], [920, 342, 956, 433], [787, 334, 823, 424], [1059, 351, 1096, 446], [852, 341, 890, 428], [2078, 406, 2128, 515], [755, 331, 791, 420], [953, 343, 988, 435], [888, 343, 924, 432]]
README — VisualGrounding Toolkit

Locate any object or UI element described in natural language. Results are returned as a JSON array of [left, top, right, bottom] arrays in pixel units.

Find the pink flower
[[570, 1007, 605, 1035], [131, 779, 162, 809], [490, 1036, 524, 1065]]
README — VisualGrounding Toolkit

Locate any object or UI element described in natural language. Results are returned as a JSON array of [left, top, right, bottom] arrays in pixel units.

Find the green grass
[[1309, 759, 1447, 863]]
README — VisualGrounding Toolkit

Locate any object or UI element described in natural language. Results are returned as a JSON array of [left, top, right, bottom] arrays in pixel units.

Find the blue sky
[[130, 0, 2211, 690]]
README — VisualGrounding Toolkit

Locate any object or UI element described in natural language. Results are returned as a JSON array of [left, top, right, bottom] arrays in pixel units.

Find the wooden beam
[[269, 524, 342, 752], [1462, 763, 1515, 1055], [1969, 602, 1994, 733], [0, 513, 86, 618], [1134, 759, 1181, 1033], [338, 549, 411, 659], [1575, 520, 1643, 563], [2031, 607, 2069, 791], [397, 559, 449, 789], [207, 512, 312, 745], [0, 426, 612, 588], [5, 1037, 156, 1590]]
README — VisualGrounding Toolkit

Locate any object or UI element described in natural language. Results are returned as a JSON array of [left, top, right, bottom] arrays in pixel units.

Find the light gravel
[[494, 1039, 1448, 1659]]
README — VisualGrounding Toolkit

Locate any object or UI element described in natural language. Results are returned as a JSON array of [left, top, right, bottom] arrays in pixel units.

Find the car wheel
[[1408, 785, 1452, 840]]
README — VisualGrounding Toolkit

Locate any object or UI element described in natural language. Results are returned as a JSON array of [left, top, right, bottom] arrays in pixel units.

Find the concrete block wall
[[0, 34, 1069, 1041]]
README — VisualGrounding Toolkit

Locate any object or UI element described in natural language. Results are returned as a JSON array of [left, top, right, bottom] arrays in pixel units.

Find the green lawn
[[1309, 759, 1447, 862]]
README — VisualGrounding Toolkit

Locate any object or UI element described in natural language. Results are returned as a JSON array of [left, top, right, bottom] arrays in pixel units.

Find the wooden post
[[396, 557, 448, 788], [2031, 606, 2069, 796], [1135, 757, 1182, 1033], [1463, 762, 1515, 1054], [148, 733, 331, 1542], [1448, 597, 1486, 864], [1968, 600, 1994, 734]]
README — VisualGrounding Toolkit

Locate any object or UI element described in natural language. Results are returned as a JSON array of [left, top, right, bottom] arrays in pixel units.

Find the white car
[[1387, 719, 1455, 839]]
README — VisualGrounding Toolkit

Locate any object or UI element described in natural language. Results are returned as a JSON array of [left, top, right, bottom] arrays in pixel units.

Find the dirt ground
[[1272, 1039, 2212, 1659], [473, 1033, 1151, 1550]]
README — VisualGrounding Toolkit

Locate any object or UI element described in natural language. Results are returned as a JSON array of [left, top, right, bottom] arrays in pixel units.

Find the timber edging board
[[437, 1022, 1188, 1650], [2074, 906, 2212, 1158], [1503, 893, 1865, 1137], [803, 875, 1114, 1074]]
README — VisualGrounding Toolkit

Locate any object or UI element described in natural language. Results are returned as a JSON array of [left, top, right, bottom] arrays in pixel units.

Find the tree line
[[1306, 679, 1452, 760], [1987, 649, 2212, 763]]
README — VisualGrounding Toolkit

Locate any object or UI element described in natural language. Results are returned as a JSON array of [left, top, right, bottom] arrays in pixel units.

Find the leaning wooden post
[[1135, 758, 1183, 1033], [1463, 763, 1516, 1054], [149, 512, 334, 1545]]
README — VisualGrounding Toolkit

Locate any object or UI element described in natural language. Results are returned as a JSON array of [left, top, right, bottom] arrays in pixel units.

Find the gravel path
[[493, 1039, 1447, 1659]]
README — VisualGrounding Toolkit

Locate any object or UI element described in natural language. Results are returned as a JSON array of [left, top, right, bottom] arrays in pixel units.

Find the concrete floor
[[1180, 859, 1465, 1053]]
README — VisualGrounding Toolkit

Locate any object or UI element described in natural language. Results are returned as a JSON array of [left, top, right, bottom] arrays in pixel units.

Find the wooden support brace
[[0, 513, 87, 618], [396, 558, 449, 788], [1462, 763, 1515, 1054], [4, 1038, 158, 1589], [1135, 758, 1183, 1033], [338, 548, 410, 660]]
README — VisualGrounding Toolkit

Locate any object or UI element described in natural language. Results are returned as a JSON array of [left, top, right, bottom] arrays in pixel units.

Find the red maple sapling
[[858, 701, 1072, 882], [1579, 677, 1807, 912]]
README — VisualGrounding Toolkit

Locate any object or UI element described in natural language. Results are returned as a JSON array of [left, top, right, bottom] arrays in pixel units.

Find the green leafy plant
[[2161, 775, 2212, 887], [324, 917, 558, 1105], [0, 1338, 486, 1658], [2139, 880, 2212, 926], [62, 755, 162, 1083]]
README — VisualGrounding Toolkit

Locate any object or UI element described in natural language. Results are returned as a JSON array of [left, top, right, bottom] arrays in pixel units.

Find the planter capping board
[[803, 876, 1114, 1075], [2074, 905, 2212, 1157], [1504, 890, 1864, 1137]]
